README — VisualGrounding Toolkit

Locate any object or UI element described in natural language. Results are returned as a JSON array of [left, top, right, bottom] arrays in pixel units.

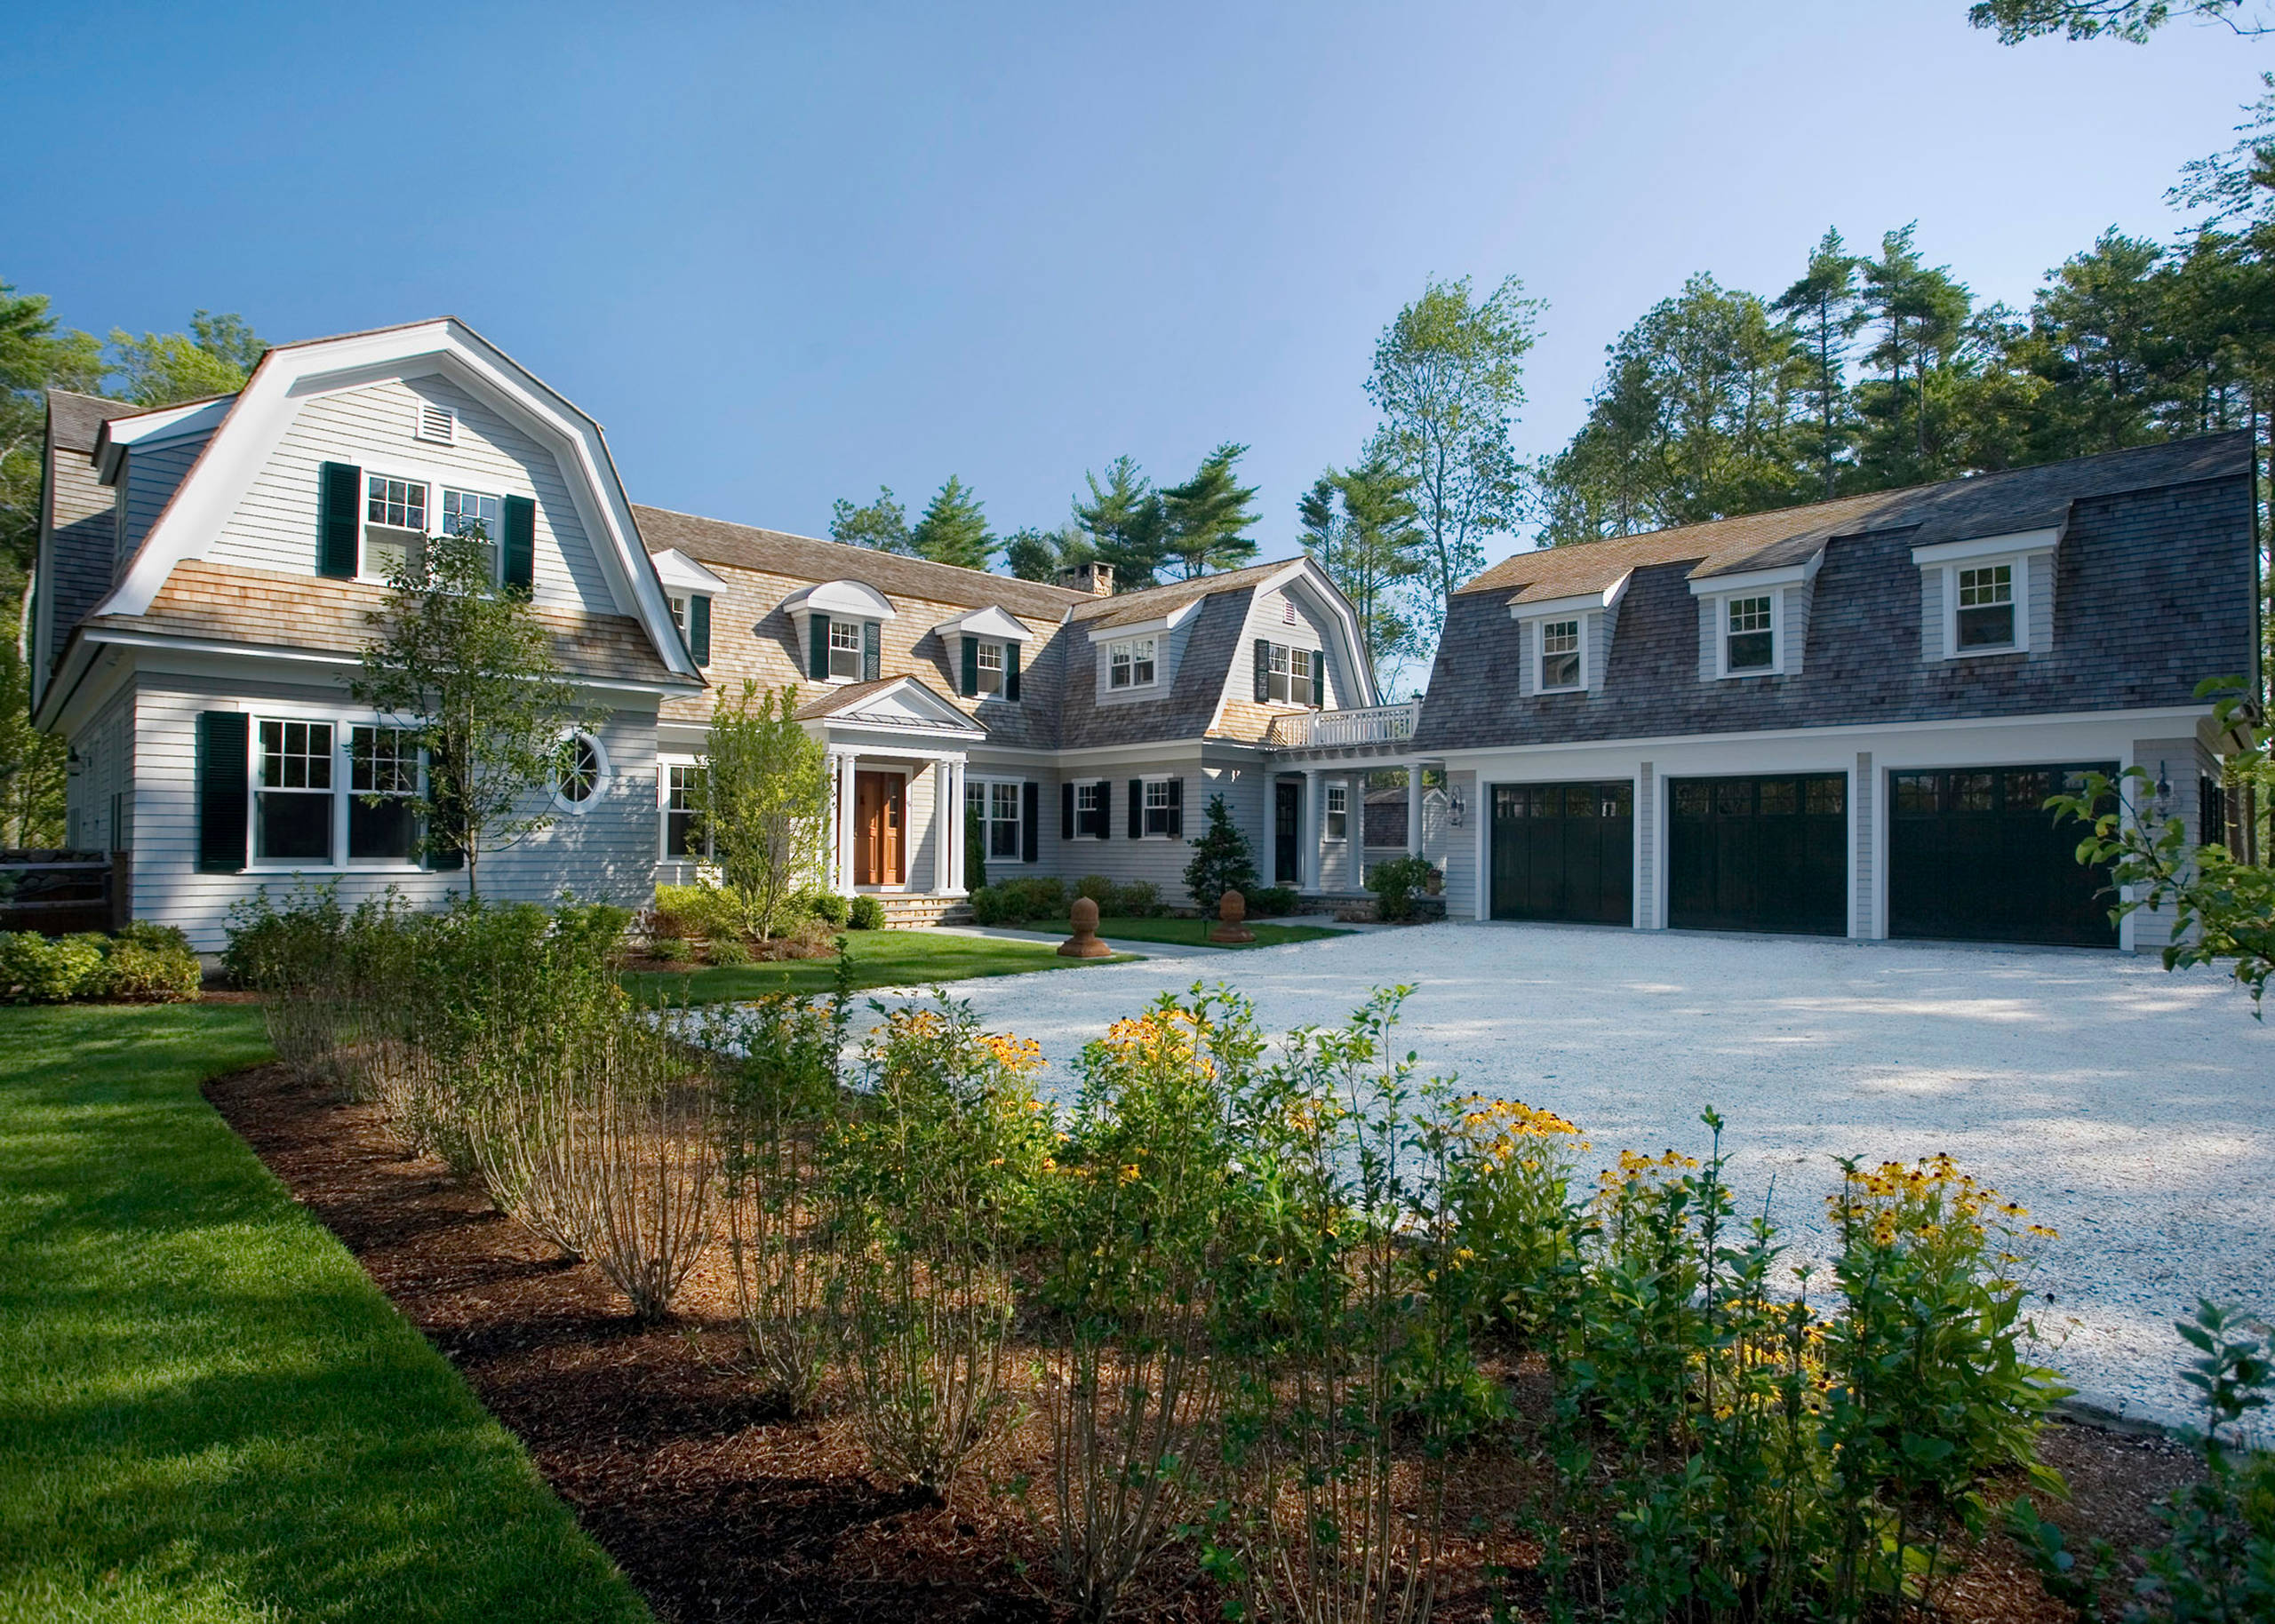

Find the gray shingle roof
[[1053, 585, 1259, 750], [46, 389, 139, 456], [1417, 433, 2257, 752]]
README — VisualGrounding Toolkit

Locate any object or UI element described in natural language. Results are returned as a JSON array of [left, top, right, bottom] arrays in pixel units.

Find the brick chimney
[[1058, 560, 1114, 597]]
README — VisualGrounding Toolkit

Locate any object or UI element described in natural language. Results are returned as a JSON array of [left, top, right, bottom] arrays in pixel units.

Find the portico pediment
[[795, 674, 985, 741]]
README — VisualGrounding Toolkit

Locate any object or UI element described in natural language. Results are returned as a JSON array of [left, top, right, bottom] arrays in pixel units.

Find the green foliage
[[1159, 442, 1259, 578], [1072, 455, 1169, 590], [704, 935, 752, 967], [801, 889, 850, 926], [647, 935, 691, 963], [1180, 792, 1258, 911], [349, 528, 594, 896], [963, 815, 988, 895], [0, 923, 197, 1004], [105, 310, 264, 406], [701, 680, 832, 938], [92, 923, 202, 1001], [1244, 883, 1301, 916], [1071, 874, 1161, 917], [1365, 852, 1439, 921], [1967, 0, 2264, 43], [848, 895, 885, 930], [0, 931, 106, 1002], [968, 875, 1066, 927], [1002, 521, 1090, 583], [829, 484, 913, 553], [650, 882, 746, 943], [1299, 445, 1427, 681], [910, 474, 994, 569]]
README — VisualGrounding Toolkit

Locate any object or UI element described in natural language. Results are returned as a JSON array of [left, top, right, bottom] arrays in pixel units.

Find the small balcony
[[1264, 700, 1422, 752]]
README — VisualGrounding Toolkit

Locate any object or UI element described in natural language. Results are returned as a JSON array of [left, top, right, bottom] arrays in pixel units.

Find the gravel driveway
[[919, 921, 2275, 1427]]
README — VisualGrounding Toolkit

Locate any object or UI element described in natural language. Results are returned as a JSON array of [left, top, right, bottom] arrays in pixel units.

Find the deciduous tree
[[1968, 0, 2267, 42], [700, 680, 831, 938]]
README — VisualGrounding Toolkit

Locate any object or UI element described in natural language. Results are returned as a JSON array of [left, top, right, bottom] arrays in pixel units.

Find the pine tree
[[1161, 442, 1261, 578], [829, 485, 914, 553], [1072, 456, 1167, 590], [1300, 446, 1425, 685], [1856, 224, 1976, 486], [910, 475, 994, 569], [1774, 228, 1865, 498], [1002, 522, 1090, 583], [1181, 792, 1259, 911]]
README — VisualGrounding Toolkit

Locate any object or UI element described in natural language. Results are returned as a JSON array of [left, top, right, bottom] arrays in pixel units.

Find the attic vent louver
[[416, 403, 455, 444], [1281, 597, 1297, 625]]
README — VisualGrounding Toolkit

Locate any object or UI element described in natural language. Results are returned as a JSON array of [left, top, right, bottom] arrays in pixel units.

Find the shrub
[[1182, 792, 1259, 912], [1246, 884, 1301, 917], [705, 936, 752, 967], [1074, 876, 1162, 918], [648, 935, 691, 963], [802, 890, 850, 927], [96, 934, 203, 1001], [1365, 854, 1438, 922], [651, 883, 745, 943], [969, 875, 1066, 927], [848, 895, 885, 931], [0, 931, 107, 1003]]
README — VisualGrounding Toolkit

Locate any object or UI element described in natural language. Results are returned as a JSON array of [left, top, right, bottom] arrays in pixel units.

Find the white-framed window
[[1537, 618, 1583, 692], [1109, 636, 1157, 690], [363, 474, 428, 581], [1325, 782, 1348, 842], [255, 719, 336, 864], [1142, 777, 1175, 838], [554, 731, 608, 812], [347, 725, 419, 864], [668, 593, 689, 639], [1722, 594, 1777, 675], [967, 777, 1028, 862], [1955, 561, 2017, 652], [1074, 780, 1104, 839], [1265, 642, 1317, 705], [663, 761, 709, 859], [828, 618, 864, 680], [442, 487, 502, 581], [977, 639, 1005, 696]]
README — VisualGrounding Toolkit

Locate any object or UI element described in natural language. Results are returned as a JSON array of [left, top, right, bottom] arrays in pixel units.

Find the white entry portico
[[798, 676, 983, 916]]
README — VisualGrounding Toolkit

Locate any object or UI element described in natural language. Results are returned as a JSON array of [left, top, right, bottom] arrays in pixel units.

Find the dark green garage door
[[1888, 764, 2118, 947], [1669, 774, 1848, 935], [1491, 782, 1633, 924]]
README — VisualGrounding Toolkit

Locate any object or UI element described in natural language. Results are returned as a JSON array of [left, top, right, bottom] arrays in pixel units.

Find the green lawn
[[0, 1003, 651, 1624], [1014, 915, 1350, 949], [623, 924, 1135, 1004]]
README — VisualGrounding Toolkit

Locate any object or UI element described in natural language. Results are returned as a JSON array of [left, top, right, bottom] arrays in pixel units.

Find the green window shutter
[[317, 462, 360, 578], [195, 712, 249, 873], [1128, 778, 1143, 840], [961, 635, 978, 697], [688, 594, 711, 665], [500, 495, 536, 593], [1060, 782, 1074, 839], [1022, 781, 1039, 863], [809, 614, 830, 681], [1167, 776, 1184, 839], [862, 620, 882, 681], [1004, 641, 1020, 702], [1254, 638, 1271, 704]]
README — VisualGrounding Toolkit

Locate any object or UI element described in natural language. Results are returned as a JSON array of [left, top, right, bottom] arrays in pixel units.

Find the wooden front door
[[854, 770, 905, 887]]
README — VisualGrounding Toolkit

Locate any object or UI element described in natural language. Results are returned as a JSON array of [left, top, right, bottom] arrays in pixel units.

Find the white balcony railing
[[1264, 699, 1422, 752]]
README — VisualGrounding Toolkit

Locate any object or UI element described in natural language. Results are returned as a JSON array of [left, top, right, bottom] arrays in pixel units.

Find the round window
[[556, 733, 603, 807]]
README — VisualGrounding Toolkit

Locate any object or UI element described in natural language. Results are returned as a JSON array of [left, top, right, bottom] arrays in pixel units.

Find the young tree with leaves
[[830, 485, 914, 553], [1002, 521, 1091, 583], [910, 475, 994, 569], [350, 528, 594, 899], [1072, 455, 1167, 589], [1968, 0, 2266, 42], [1366, 274, 1540, 631], [107, 311, 264, 406], [701, 680, 832, 938], [1160, 442, 1260, 578]]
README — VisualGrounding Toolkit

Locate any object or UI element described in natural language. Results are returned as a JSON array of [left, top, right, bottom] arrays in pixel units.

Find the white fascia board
[[1086, 598, 1201, 644], [782, 578, 898, 620], [94, 396, 236, 482], [934, 604, 1036, 642], [1687, 554, 1822, 597], [93, 318, 700, 686], [1508, 571, 1633, 621], [1910, 527, 2062, 566], [649, 547, 729, 593]]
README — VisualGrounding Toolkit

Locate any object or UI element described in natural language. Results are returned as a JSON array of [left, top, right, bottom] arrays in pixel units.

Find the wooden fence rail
[[0, 850, 131, 935]]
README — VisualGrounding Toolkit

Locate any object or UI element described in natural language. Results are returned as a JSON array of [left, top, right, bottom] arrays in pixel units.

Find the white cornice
[[1508, 571, 1632, 621], [94, 395, 236, 482], [934, 604, 1037, 642], [1911, 527, 2063, 567], [1688, 554, 1824, 598], [782, 578, 898, 621], [649, 547, 729, 593]]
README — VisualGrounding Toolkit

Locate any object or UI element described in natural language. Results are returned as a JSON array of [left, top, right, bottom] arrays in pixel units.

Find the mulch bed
[[204, 1060, 2205, 1623]]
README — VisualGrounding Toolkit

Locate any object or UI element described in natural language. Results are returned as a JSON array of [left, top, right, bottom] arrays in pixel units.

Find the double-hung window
[[363, 474, 428, 581], [977, 640, 1005, 696], [1109, 636, 1156, 690], [442, 487, 502, 581], [1265, 643, 1316, 705], [347, 725, 419, 863], [257, 720, 335, 862], [828, 618, 864, 679], [1955, 563, 2016, 650], [989, 782, 1021, 858], [1325, 783, 1348, 841], [1074, 781, 1104, 838], [664, 763, 708, 858], [1724, 595, 1776, 673], [1537, 619, 1582, 691], [1143, 779, 1175, 837]]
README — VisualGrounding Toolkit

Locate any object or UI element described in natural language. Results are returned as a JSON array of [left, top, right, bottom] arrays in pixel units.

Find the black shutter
[[863, 619, 882, 681], [1005, 641, 1021, 702], [1129, 778, 1143, 839], [1167, 776, 1184, 838], [809, 614, 830, 681], [501, 495, 536, 593], [961, 635, 978, 697], [317, 462, 360, 579], [688, 594, 711, 665], [1254, 638, 1271, 704], [1098, 780, 1112, 840], [1022, 781, 1039, 863], [1061, 782, 1074, 839], [195, 712, 249, 873]]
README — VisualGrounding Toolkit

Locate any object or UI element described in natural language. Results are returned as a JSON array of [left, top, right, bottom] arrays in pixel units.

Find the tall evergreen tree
[[1773, 228, 1866, 498], [1855, 224, 1978, 485], [1072, 456, 1167, 590], [910, 475, 994, 569], [1298, 444, 1426, 683], [1160, 442, 1260, 578], [1002, 522, 1092, 583], [2022, 229, 2176, 456], [829, 485, 914, 553]]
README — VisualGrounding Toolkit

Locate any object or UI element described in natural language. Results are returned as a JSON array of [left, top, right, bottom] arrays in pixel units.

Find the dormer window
[[976, 640, 1004, 695], [1725, 596, 1775, 673], [827, 617, 864, 679], [1538, 618, 1583, 691], [1956, 564, 2015, 650], [1110, 636, 1157, 690], [1912, 529, 2055, 660], [363, 474, 427, 580], [785, 579, 896, 685]]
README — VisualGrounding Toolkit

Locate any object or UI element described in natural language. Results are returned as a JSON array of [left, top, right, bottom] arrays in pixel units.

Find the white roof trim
[[90, 317, 699, 682], [813, 675, 986, 739], [1508, 571, 1632, 620], [782, 578, 898, 621], [934, 604, 1036, 642], [1688, 554, 1824, 597], [94, 395, 236, 482], [1085, 597, 1202, 644], [1911, 527, 2063, 567], [1262, 558, 1382, 708], [649, 547, 729, 593]]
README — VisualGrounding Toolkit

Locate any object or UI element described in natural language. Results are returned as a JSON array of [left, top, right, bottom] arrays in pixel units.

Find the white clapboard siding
[[207, 376, 614, 615], [1439, 769, 1480, 919], [1035, 755, 1247, 907], [65, 687, 134, 852], [119, 436, 212, 578], [131, 671, 662, 950]]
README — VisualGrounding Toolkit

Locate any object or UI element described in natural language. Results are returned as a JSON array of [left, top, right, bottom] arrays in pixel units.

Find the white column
[[1347, 771, 1364, 887], [835, 752, 858, 894], [1260, 773, 1278, 888], [1302, 768, 1322, 893], [1407, 760, 1424, 857], [946, 759, 969, 896], [933, 759, 955, 895]]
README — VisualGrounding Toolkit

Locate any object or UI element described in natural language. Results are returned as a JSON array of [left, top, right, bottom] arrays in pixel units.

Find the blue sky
[[6, 1, 2263, 578]]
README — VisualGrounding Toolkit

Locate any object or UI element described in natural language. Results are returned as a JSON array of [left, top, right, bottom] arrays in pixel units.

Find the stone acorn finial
[[1058, 895, 1114, 959], [1208, 888, 1256, 945]]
